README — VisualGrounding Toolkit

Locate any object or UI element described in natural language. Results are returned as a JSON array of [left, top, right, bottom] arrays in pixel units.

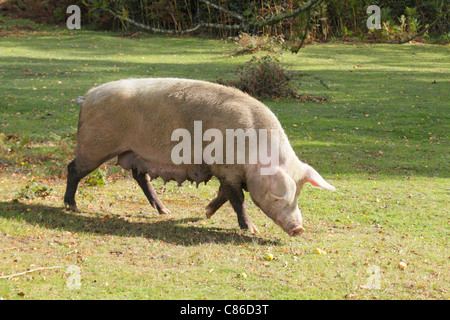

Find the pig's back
[[81, 78, 280, 132]]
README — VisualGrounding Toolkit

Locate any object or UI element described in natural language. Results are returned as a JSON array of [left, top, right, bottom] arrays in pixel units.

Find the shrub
[[437, 32, 450, 44], [17, 180, 53, 199], [218, 54, 298, 99], [231, 32, 284, 55], [84, 168, 106, 187], [3, 0, 82, 24]]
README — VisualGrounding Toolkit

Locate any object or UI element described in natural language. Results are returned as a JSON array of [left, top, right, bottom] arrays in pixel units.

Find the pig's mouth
[[288, 226, 305, 237]]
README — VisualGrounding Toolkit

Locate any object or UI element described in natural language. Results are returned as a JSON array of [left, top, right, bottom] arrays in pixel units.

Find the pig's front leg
[[206, 184, 227, 218], [132, 168, 171, 215], [221, 182, 259, 234]]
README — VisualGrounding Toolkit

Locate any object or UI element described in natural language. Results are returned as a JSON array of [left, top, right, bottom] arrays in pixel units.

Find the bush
[[17, 180, 53, 199], [231, 32, 284, 55], [84, 168, 106, 187], [219, 54, 298, 99], [2, 0, 82, 24]]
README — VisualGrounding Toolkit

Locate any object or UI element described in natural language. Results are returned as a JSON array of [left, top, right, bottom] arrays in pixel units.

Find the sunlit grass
[[0, 15, 448, 299]]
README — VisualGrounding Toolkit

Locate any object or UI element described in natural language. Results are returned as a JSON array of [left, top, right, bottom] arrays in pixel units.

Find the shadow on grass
[[0, 201, 279, 246]]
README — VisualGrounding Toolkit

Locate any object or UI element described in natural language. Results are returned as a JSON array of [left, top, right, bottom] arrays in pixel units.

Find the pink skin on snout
[[289, 226, 305, 236], [273, 207, 305, 237]]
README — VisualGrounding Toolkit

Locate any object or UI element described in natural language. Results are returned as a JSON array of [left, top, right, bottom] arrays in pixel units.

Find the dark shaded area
[[0, 201, 280, 246]]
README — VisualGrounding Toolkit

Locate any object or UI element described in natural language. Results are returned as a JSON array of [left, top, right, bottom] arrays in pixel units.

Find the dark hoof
[[64, 202, 80, 213]]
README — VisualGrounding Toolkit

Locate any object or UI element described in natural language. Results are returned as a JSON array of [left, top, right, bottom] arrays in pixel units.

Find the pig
[[64, 78, 336, 236]]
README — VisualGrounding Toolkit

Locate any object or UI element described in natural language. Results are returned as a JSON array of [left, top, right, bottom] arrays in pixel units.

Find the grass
[[0, 15, 448, 299]]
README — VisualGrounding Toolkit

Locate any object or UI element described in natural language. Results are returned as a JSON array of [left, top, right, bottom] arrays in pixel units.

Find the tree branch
[[290, 6, 313, 54], [198, 0, 244, 21], [252, 0, 323, 28], [106, 8, 242, 34], [103, 0, 323, 35]]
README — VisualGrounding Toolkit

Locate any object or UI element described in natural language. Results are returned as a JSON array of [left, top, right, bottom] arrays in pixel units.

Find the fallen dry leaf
[[315, 248, 327, 255], [398, 261, 407, 270]]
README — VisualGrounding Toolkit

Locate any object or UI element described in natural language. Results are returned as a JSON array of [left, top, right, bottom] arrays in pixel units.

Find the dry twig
[[0, 266, 63, 280]]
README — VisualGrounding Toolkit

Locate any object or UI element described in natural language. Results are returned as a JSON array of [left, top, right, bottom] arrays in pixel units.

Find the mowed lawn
[[0, 17, 448, 299]]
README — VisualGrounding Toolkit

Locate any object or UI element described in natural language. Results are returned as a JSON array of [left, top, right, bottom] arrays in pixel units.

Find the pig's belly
[[116, 150, 212, 186]]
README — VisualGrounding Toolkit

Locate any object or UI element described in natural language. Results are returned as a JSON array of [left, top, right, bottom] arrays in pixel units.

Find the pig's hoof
[[248, 223, 259, 234], [65, 203, 80, 213], [159, 207, 171, 215], [205, 207, 215, 219]]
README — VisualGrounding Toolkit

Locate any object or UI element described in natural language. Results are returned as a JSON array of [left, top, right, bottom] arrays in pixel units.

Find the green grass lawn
[[0, 16, 448, 299]]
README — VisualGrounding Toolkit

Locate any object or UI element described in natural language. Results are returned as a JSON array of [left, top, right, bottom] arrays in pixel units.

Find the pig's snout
[[274, 207, 304, 236], [288, 226, 305, 237], [279, 207, 304, 236]]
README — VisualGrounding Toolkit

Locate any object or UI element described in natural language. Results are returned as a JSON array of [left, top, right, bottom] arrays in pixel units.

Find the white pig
[[64, 78, 335, 236]]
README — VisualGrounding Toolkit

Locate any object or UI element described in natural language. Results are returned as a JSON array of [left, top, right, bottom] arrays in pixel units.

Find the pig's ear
[[304, 164, 336, 191], [267, 168, 296, 203]]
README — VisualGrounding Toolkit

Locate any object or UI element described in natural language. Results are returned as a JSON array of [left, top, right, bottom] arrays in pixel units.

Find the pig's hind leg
[[64, 157, 99, 212], [132, 168, 171, 215]]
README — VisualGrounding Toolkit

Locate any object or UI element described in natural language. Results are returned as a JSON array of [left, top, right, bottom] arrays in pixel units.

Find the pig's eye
[[266, 192, 292, 208], [273, 198, 290, 209]]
